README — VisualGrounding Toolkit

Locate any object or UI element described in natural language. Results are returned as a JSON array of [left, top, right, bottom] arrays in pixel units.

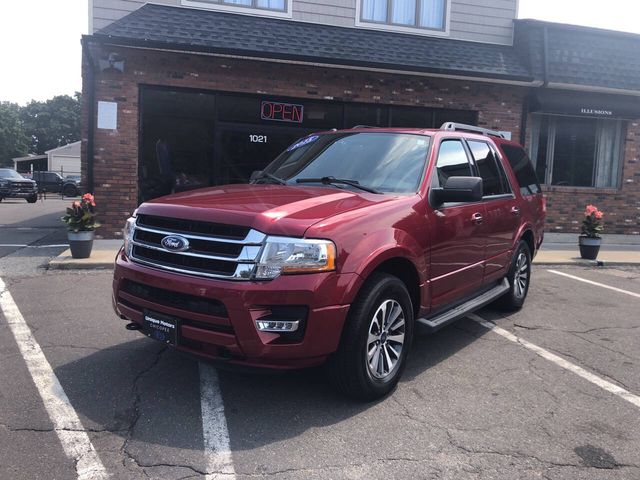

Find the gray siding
[[92, 0, 515, 45]]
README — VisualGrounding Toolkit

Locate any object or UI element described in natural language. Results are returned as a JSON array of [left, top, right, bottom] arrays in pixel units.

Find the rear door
[[427, 138, 487, 311], [466, 139, 520, 282]]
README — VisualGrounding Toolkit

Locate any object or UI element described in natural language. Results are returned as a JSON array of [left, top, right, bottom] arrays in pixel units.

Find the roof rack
[[351, 125, 379, 129], [440, 122, 506, 139]]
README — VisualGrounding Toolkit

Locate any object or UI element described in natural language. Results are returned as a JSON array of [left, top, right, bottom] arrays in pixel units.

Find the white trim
[[355, 0, 451, 38], [45, 141, 81, 155], [105, 42, 540, 88], [181, 0, 292, 19], [88, 0, 94, 34]]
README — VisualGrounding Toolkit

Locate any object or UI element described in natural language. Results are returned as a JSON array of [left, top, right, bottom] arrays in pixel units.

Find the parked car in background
[[113, 123, 545, 400], [31, 171, 80, 197], [0, 169, 38, 203]]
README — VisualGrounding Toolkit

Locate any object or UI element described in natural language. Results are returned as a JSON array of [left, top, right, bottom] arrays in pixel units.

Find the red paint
[[113, 128, 545, 370]]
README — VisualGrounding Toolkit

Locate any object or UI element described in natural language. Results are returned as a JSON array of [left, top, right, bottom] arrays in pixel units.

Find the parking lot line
[[548, 269, 640, 299], [0, 277, 108, 480], [200, 363, 236, 480], [469, 313, 640, 410]]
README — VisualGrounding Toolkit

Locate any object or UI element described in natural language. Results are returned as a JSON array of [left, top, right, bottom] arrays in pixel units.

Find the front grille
[[11, 183, 36, 193], [129, 215, 265, 280], [121, 280, 228, 318]]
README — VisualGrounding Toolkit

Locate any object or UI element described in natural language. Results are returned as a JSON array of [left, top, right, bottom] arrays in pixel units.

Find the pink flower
[[585, 205, 597, 216], [595, 211, 603, 219]]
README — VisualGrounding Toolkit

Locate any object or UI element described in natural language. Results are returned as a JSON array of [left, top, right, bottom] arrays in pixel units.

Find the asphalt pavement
[[1, 202, 640, 479]]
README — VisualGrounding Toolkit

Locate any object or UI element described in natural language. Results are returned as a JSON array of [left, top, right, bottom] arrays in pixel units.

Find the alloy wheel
[[366, 299, 406, 379], [513, 251, 529, 299]]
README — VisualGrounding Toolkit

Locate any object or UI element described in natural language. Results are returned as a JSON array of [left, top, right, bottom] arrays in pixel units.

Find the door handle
[[511, 206, 521, 216], [471, 213, 484, 225]]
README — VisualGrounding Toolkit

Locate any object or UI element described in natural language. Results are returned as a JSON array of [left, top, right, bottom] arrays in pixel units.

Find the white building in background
[[46, 141, 81, 176]]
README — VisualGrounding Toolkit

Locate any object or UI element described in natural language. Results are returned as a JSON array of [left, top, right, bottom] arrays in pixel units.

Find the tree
[[0, 102, 29, 167], [21, 93, 81, 155]]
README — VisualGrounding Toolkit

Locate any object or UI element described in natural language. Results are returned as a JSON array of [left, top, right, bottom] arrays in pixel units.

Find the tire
[[26, 195, 37, 204], [62, 184, 78, 197], [326, 273, 414, 401], [495, 240, 532, 311]]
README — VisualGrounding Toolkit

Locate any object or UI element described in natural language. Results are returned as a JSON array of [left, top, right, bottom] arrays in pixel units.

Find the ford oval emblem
[[161, 235, 190, 252]]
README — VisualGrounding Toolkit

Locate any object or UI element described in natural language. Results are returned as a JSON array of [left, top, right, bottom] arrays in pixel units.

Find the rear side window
[[467, 140, 509, 196], [433, 140, 472, 187], [500, 144, 542, 196]]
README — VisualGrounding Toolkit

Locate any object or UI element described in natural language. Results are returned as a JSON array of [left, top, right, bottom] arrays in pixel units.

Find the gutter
[[81, 37, 96, 194]]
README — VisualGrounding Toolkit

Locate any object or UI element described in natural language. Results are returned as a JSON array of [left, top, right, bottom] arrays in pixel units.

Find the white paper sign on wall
[[97, 101, 118, 130]]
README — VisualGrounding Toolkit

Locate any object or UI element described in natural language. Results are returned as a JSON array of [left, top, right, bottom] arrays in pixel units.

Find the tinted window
[[265, 132, 430, 194], [433, 140, 471, 187], [467, 140, 506, 196], [500, 144, 542, 196]]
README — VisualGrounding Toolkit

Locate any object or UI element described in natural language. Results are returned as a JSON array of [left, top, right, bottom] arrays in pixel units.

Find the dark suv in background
[[113, 123, 545, 400], [31, 171, 80, 197], [0, 169, 38, 203]]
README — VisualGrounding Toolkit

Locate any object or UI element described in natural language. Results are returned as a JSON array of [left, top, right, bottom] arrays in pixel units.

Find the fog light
[[256, 320, 300, 332]]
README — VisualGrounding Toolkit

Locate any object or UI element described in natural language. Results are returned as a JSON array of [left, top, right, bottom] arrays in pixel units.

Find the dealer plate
[[143, 311, 179, 346]]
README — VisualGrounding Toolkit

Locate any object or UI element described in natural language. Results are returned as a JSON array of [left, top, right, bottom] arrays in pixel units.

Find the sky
[[0, 0, 639, 105]]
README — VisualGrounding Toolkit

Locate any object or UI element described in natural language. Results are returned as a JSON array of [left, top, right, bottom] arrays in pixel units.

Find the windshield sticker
[[286, 135, 319, 152]]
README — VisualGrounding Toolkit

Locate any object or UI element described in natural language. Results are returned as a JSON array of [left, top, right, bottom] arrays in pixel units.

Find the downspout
[[542, 25, 550, 88], [81, 37, 96, 194]]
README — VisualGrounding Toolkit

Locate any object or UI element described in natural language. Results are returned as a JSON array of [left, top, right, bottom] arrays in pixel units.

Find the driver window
[[432, 140, 472, 188]]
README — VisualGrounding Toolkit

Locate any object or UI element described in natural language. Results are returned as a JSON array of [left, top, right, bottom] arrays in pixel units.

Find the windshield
[[0, 169, 24, 179], [262, 132, 430, 194]]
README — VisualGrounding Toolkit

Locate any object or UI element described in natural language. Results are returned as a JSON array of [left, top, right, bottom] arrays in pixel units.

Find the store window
[[530, 115, 625, 188], [360, 0, 446, 31]]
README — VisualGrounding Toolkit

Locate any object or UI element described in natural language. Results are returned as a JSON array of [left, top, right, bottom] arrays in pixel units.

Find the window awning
[[530, 89, 640, 120]]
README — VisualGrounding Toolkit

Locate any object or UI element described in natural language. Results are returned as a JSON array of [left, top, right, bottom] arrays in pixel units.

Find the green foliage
[[20, 93, 81, 155], [61, 194, 101, 232], [0, 102, 29, 167]]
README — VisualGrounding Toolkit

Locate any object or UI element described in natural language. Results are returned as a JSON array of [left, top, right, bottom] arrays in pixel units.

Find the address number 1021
[[249, 135, 268, 143]]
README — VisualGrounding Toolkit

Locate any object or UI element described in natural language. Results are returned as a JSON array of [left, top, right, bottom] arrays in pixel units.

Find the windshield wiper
[[251, 172, 287, 185], [296, 176, 381, 194]]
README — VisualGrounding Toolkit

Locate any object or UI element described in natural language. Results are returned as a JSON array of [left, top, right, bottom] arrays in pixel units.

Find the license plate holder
[[143, 311, 179, 346]]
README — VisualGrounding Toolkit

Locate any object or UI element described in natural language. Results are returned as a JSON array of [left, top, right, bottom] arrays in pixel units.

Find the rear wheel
[[62, 184, 78, 197], [495, 240, 531, 310], [327, 273, 414, 401]]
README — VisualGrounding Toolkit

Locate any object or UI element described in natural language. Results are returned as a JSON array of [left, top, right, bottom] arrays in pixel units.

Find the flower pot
[[579, 236, 601, 260], [68, 231, 95, 259]]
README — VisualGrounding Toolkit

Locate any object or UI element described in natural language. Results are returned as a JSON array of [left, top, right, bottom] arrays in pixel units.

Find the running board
[[417, 278, 510, 333]]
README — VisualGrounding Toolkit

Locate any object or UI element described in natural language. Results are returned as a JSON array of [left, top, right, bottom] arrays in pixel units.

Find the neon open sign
[[261, 101, 304, 123]]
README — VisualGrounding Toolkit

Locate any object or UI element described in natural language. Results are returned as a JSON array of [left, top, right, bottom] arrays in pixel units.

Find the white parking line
[[0, 277, 108, 480], [0, 244, 69, 248], [469, 313, 640, 409], [548, 269, 640, 299], [199, 363, 236, 479]]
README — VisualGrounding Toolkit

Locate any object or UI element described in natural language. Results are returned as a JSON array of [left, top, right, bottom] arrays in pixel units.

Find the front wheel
[[327, 273, 414, 401], [26, 195, 37, 203], [495, 240, 531, 311]]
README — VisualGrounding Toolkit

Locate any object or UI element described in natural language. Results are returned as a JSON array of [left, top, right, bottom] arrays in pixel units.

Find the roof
[[93, 4, 532, 82], [515, 19, 640, 92], [12, 154, 47, 162], [45, 141, 81, 156]]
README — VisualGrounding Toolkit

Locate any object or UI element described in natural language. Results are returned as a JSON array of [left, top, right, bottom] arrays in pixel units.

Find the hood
[[138, 184, 398, 237], [2, 178, 35, 185]]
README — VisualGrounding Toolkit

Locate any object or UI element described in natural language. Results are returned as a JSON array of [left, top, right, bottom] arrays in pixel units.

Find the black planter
[[579, 236, 601, 260], [68, 231, 95, 259]]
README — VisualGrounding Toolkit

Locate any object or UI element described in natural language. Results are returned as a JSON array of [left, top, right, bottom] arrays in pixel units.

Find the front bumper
[[1, 188, 37, 198], [113, 249, 360, 370]]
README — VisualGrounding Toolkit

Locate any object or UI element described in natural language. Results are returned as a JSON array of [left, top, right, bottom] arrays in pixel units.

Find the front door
[[428, 138, 487, 311]]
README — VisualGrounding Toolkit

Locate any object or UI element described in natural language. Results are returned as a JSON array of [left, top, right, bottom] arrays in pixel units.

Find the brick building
[[83, 1, 640, 237]]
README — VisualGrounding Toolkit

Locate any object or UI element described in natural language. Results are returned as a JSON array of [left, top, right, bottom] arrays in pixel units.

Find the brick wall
[[82, 43, 527, 237]]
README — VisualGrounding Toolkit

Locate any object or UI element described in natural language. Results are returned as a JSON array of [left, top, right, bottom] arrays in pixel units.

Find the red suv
[[113, 123, 545, 400]]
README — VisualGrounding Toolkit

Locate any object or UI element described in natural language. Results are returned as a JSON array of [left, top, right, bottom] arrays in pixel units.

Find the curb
[[48, 259, 115, 270]]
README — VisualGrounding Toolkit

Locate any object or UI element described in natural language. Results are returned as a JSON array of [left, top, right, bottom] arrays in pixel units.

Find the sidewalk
[[47, 235, 640, 270]]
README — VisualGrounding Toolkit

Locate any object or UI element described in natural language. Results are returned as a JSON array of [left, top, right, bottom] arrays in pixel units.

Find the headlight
[[254, 237, 336, 279], [123, 216, 136, 258]]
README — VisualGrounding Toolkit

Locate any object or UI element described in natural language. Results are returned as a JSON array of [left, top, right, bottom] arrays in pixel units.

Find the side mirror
[[249, 170, 262, 182], [432, 176, 483, 205]]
